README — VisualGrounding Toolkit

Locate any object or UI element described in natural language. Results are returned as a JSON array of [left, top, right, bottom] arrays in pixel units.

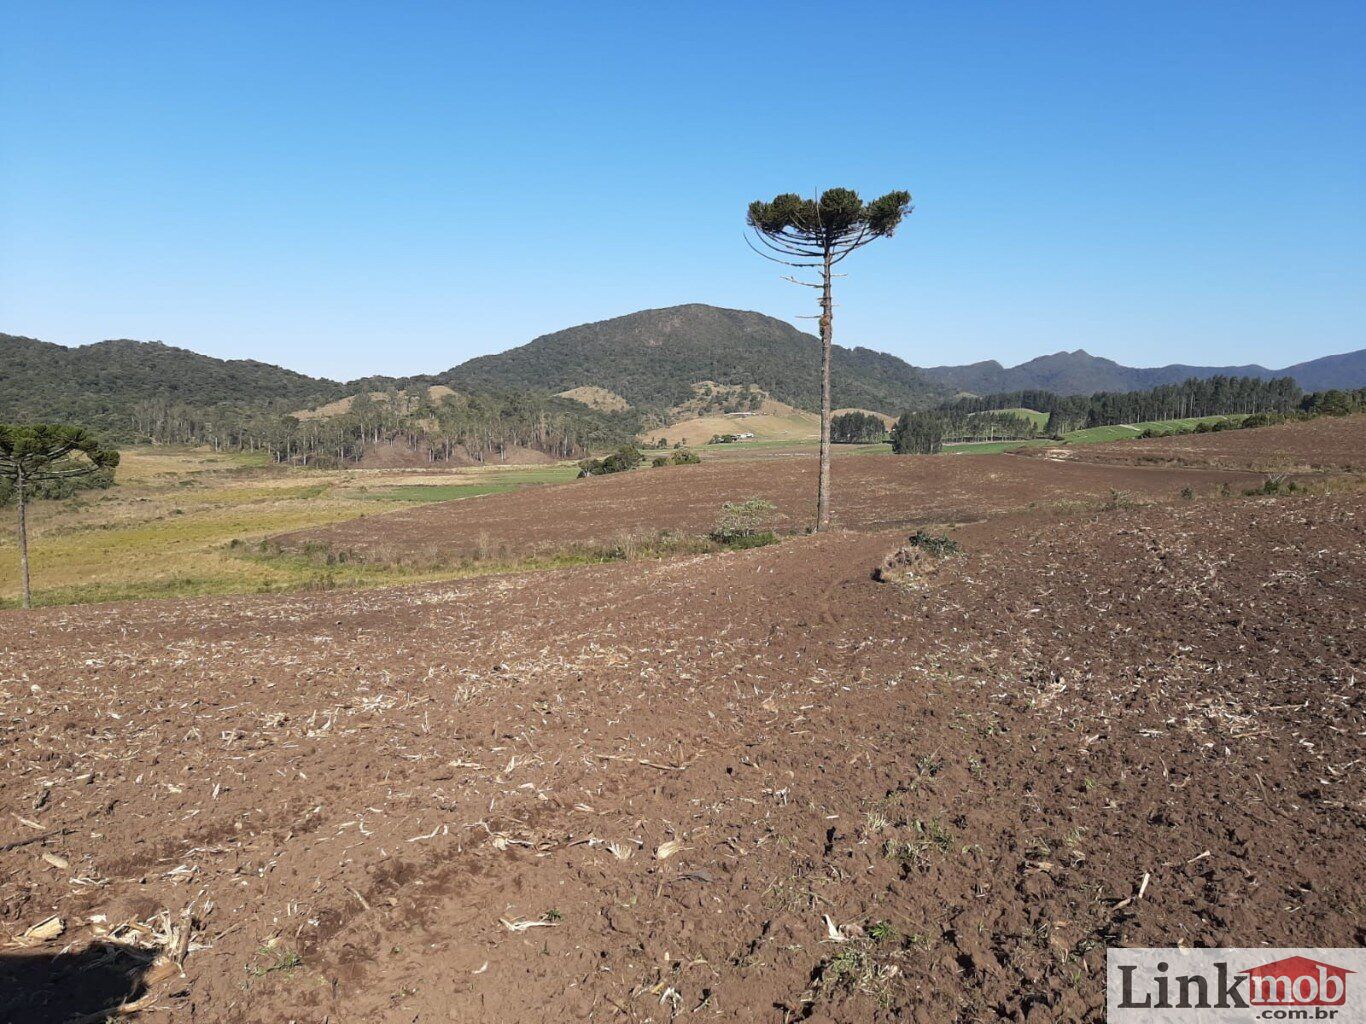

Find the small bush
[[670, 450, 701, 465], [651, 456, 668, 467], [578, 446, 644, 477], [1104, 488, 1139, 510], [1245, 475, 1298, 496]]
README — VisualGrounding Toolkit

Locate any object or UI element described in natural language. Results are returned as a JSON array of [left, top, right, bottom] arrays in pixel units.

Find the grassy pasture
[[0, 448, 579, 607], [1063, 414, 1246, 445], [0, 413, 1259, 607], [943, 439, 1053, 455], [977, 407, 1050, 429]]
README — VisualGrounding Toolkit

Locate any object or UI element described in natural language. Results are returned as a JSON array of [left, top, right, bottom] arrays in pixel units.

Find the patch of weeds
[[882, 818, 955, 868], [1244, 475, 1299, 497], [542, 908, 564, 922], [864, 808, 891, 834], [246, 947, 303, 977], [907, 530, 960, 556], [816, 926, 924, 1002], [821, 944, 879, 992], [1103, 488, 1140, 510], [916, 818, 954, 854], [875, 531, 962, 585], [867, 921, 900, 944], [711, 498, 778, 548]]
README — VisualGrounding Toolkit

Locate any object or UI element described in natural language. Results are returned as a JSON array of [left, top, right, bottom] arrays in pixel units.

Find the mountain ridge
[[923, 346, 1365, 395], [434, 304, 946, 413], [3, 306, 1363, 434]]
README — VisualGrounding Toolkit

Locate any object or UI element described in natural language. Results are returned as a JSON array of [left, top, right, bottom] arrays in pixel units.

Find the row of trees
[[891, 382, 1366, 455], [935, 376, 1302, 437], [894, 375, 1309, 448], [830, 410, 889, 443], [125, 389, 639, 467]]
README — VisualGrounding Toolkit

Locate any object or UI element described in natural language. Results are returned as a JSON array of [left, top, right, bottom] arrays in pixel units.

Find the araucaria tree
[[1, 425, 119, 608], [746, 188, 912, 531]]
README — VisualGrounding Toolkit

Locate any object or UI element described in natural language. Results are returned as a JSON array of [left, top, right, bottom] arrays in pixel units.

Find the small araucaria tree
[[1, 424, 120, 608], [747, 188, 912, 531]]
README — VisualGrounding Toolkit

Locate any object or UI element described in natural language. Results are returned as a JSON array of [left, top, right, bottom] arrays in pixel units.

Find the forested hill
[[923, 347, 1366, 395], [6, 309, 1361, 434], [0, 333, 352, 430], [438, 304, 950, 413]]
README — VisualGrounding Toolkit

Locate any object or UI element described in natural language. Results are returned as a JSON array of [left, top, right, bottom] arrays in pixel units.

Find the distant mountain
[[0, 333, 354, 430], [438, 304, 947, 414], [1279, 349, 1366, 392], [4, 310, 1361, 437], [923, 347, 1366, 396]]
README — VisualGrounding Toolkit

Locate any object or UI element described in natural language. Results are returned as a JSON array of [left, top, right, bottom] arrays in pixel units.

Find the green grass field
[[362, 466, 579, 502], [940, 414, 1249, 454], [978, 407, 1050, 429], [0, 449, 583, 608], [1062, 414, 1246, 445], [943, 439, 1053, 455]]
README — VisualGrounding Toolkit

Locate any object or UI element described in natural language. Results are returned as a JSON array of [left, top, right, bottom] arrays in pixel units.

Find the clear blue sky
[[1, 1, 1362, 380]]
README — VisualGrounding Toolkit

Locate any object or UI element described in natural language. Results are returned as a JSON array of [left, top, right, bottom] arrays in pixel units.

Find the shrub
[[651, 456, 668, 467], [1244, 475, 1299, 496], [578, 446, 644, 477], [670, 450, 701, 465]]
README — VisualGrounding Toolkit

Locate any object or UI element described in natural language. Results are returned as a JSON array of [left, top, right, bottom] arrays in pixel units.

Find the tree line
[[890, 376, 1364, 454], [936, 375, 1303, 435], [125, 388, 640, 467]]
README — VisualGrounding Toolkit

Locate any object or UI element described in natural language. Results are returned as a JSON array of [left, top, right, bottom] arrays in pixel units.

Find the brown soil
[[2, 484, 1362, 1023], [276, 452, 1266, 565], [1038, 413, 1366, 472]]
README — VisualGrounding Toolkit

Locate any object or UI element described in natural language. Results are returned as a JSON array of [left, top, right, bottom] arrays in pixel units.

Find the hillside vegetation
[[0, 333, 350, 431], [440, 304, 948, 413]]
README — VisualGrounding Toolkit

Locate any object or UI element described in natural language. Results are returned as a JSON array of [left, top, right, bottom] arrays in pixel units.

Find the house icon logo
[[1108, 947, 1366, 1022], [1240, 955, 1354, 1008]]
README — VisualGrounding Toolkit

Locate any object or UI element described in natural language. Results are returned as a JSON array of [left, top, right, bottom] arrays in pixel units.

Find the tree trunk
[[16, 469, 31, 609], [816, 247, 834, 532]]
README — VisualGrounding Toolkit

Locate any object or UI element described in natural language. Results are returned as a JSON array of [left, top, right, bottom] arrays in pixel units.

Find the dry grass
[[0, 447, 576, 607]]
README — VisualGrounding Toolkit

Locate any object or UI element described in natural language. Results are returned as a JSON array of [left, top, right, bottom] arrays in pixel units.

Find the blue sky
[[1, 1, 1362, 380]]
